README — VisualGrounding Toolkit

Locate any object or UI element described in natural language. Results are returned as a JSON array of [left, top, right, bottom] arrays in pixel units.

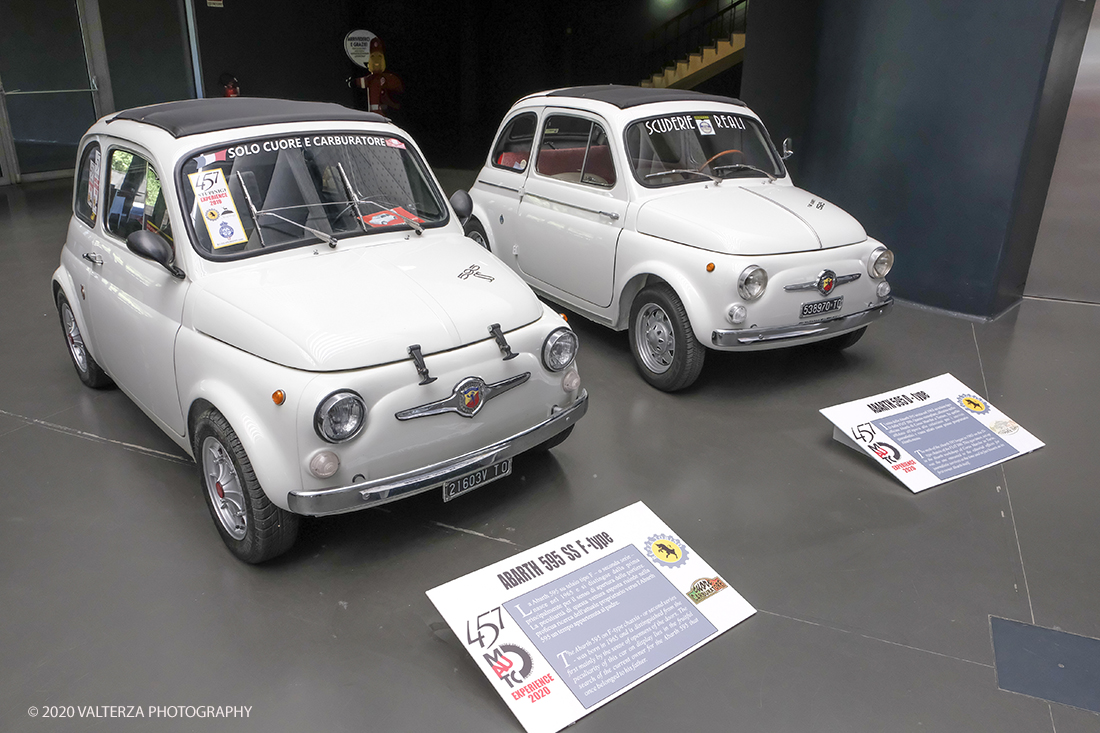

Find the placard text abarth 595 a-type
[[53, 98, 586, 562], [463, 86, 894, 391]]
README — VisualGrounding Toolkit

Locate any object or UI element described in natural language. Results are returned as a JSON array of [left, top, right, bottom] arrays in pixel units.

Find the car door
[[475, 111, 538, 255], [515, 111, 626, 308], [84, 145, 189, 435], [65, 140, 105, 350]]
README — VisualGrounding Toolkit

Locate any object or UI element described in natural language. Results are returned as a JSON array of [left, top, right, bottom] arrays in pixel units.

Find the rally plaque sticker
[[188, 168, 249, 248], [426, 502, 755, 733], [819, 373, 1044, 492]]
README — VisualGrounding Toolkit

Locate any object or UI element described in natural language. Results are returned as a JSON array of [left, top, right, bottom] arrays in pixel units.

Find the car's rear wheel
[[194, 408, 299, 563], [463, 217, 491, 252], [821, 326, 867, 350], [629, 284, 705, 392], [56, 291, 113, 389]]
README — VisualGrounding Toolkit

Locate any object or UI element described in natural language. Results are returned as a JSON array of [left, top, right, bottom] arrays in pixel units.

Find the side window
[[73, 143, 102, 226], [535, 115, 616, 188], [106, 150, 173, 246], [491, 113, 537, 173]]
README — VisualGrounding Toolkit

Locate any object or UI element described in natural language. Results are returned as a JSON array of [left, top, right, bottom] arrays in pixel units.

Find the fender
[[51, 266, 98, 368], [612, 231, 717, 343], [175, 327, 313, 510]]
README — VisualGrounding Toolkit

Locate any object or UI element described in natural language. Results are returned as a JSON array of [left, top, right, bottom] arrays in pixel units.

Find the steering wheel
[[698, 149, 742, 171]]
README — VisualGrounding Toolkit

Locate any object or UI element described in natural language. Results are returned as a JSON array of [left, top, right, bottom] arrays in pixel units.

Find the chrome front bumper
[[712, 299, 893, 348], [287, 390, 589, 516]]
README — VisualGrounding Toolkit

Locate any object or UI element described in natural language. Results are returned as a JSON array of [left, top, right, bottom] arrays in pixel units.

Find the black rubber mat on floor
[[991, 616, 1100, 713]]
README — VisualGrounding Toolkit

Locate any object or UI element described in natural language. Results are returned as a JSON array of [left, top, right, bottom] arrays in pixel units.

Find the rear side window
[[73, 143, 102, 226], [491, 113, 537, 173], [105, 150, 173, 246], [535, 114, 616, 188]]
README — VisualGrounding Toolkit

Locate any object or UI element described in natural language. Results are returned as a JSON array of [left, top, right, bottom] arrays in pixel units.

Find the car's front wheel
[[193, 408, 299, 563], [463, 217, 491, 252], [56, 291, 113, 389], [629, 284, 705, 392]]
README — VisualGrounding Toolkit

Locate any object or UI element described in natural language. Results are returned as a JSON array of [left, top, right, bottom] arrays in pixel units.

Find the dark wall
[[743, 0, 1095, 317], [100, 0, 194, 109]]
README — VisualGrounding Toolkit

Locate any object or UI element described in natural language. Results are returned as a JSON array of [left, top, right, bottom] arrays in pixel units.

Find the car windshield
[[625, 112, 783, 187], [179, 132, 447, 257]]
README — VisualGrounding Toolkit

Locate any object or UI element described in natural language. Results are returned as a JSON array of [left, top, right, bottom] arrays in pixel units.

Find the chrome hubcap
[[202, 436, 248, 540], [635, 303, 675, 374], [61, 304, 88, 373]]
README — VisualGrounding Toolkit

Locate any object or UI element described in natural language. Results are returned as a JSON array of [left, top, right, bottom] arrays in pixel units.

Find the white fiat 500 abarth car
[[53, 98, 586, 563], [464, 85, 894, 391]]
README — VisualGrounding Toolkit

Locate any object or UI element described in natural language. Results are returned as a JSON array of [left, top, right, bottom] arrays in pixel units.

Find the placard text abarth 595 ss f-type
[[53, 99, 586, 562]]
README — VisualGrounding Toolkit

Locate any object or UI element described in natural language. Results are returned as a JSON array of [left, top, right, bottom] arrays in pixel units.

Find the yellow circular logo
[[650, 538, 683, 564], [958, 394, 988, 413], [206, 209, 220, 220]]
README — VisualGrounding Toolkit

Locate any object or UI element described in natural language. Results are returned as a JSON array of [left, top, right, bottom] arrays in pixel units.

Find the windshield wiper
[[337, 162, 424, 235], [234, 171, 338, 248], [643, 168, 722, 185], [712, 162, 777, 182]]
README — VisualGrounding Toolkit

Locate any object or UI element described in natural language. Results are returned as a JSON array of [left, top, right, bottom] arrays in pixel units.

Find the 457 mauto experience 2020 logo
[[464, 606, 536, 689]]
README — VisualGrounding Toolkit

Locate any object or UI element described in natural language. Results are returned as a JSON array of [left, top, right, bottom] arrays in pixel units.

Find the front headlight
[[737, 265, 768, 300], [868, 246, 894, 278], [314, 390, 367, 443], [542, 327, 578, 372]]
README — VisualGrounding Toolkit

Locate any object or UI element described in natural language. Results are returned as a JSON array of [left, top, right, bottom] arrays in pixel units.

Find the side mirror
[[781, 137, 795, 160], [449, 189, 473, 223], [127, 230, 185, 279]]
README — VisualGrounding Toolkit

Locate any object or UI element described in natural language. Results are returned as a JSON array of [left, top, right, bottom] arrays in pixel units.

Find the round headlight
[[869, 246, 894, 278], [542, 327, 578, 372], [737, 265, 768, 300], [314, 390, 366, 443]]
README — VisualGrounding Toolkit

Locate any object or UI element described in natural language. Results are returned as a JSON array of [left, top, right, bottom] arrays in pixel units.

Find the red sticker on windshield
[[386, 138, 406, 149], [363, 206, 423, 228]]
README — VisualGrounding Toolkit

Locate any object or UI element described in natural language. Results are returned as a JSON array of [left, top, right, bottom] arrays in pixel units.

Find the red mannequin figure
[[218, 73, 240, 97], [349, 38, 403, 115]]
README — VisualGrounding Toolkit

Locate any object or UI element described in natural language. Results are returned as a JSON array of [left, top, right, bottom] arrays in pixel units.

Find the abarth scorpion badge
[[395, 373, 530, 420]]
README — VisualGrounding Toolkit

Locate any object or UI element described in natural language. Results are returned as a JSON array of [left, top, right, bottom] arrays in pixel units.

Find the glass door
[[0, 0, 108, 183]]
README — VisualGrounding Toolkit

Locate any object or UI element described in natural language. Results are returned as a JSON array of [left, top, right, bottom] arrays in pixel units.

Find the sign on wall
[[426, 502, 755, 733], [820, 373, 1043, 492]]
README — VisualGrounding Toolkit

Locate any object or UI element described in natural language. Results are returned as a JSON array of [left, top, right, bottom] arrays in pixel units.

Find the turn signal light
[[706, 263, 715, 273], [272, 390, 286, 405]]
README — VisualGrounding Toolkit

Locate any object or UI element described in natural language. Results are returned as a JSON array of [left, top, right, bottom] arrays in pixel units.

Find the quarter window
[[73, 143, 102, 226], [535, 115, 616, 188], [105, 150, 173, 245], [491, 113, 537, 173]]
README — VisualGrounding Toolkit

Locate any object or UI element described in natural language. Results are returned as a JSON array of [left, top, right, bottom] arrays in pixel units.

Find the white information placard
[[426, 502, 755, 733], [819, 373, 1044, 492]]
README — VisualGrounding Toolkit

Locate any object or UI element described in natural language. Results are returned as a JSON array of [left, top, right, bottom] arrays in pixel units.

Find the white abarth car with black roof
[[53, 98, 586, 562], [464, 85, 894, 391]]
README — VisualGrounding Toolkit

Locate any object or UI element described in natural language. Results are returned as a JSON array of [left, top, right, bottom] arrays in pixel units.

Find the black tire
[[193, 408, 299, 563], [463, 217, 491, 251], [822, 326, 867, 350], [56, 291, 113, 389], [628, 284, 705, 392], [533, 425, 574, 453]]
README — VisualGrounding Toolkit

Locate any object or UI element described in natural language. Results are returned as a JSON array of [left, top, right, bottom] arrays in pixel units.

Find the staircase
[[641, 33, 746, 89], [638, 0, 748, 90]]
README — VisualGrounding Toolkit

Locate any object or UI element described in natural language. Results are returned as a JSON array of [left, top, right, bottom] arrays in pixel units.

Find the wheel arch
[[613, 263, 709, 342], [51, 269, 97, 361]]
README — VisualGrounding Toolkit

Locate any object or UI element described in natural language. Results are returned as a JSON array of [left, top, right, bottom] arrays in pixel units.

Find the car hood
[[189, 235, 542, 371], [635, 184, 867, 255]]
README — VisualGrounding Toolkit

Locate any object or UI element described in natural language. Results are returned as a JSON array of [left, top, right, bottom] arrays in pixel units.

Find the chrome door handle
[[598, 211, 620, 221], [82, 252, 103, 265]]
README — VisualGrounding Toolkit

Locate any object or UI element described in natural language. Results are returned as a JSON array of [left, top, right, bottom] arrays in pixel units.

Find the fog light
[[309, 451, 340, 479], [561, 367, 581, 392], [728, 304, 747, 324], [877, 280, 891, 298]]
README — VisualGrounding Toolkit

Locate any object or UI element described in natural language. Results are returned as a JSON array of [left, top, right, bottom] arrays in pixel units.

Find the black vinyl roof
[[107, 98, 388, 139], [544, 85, 746, 109]]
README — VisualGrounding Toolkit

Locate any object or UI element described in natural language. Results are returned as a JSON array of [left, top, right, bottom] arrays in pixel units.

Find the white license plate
[[800, 296, 843, 318], [443, 459, 512, 502]]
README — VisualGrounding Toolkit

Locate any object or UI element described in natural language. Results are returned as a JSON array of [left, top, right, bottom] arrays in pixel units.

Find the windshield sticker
[[195, 149, 227, 168], [645, 114, 748, 135], [363, 206, 424, 228], [87, 148, 101, 217], [220, 135, 405, 160], [188, 169, 249, 248]]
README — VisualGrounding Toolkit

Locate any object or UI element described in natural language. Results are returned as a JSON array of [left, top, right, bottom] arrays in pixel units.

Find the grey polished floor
[[2, 179, 1098, 733]]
